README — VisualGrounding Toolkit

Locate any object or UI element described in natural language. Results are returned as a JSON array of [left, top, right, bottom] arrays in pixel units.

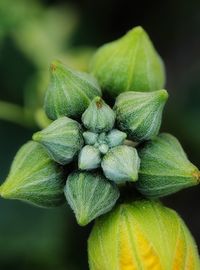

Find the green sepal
[[82, 96, 116, 133], [64, 171, 120, 226], [136, 133, 200, 198], [33, 117, 84, 165], [114, 90, 168, 141], [0, 141, 65, 208], [101, 145, 140, 183], [90, 26, 166, 98], [78, 145, 101, 170], [44, 60, 101, 120]]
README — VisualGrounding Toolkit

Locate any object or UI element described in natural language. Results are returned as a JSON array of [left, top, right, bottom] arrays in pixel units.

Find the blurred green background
[[0, 0, 199, 269]]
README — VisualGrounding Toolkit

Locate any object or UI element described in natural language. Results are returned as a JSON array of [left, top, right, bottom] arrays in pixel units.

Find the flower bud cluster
[[1, 25, 199, 269], [0, 26, 199, 237]]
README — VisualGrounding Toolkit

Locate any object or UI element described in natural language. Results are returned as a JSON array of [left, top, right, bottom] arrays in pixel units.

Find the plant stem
[[0, 100, 36, 128], [124, 139, 139, 147]]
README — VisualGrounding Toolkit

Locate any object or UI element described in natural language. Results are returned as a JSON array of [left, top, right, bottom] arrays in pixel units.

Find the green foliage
[[0, 0, 95, 129]]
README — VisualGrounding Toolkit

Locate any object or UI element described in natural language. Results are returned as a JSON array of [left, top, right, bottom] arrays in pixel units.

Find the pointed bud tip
[[128, 25, 144, 35], [125, 26, 147, 41], [32, 132, 42, 142], [99, 144, 109, 154], [77, 217, 89, 226], [82, 97, 115, 133], [50, 60, 58, 72], [192, 170, 200, 183], [157, 89, 169, 102], [0, 185, 11, 199], [93, 96, 103, 109], [50, 60, 63, 72], [78, 162, 86, 170], [130, 174, 138, 182], [0, 185, 4, 197]]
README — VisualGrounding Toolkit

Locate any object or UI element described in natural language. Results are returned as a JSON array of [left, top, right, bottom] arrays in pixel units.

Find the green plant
[[0, 0, 95, 129], [0, 26, 199, 269]]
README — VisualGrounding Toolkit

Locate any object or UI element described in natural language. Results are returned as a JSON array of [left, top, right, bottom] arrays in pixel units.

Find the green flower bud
[[64, 171, 119, 226], [97, 132, 107, 144], [33, 117, 84, 165], [98, 143, 109, 154], [101, 145, 140, 183], [44, 60, 101, 120], [0, 141, 65, 208], [107, 129, 127, 147], [82, 96, 116, 133], [136, 133, 200, 198], [83, 131, 98, 145], [90, 26, 166, 98], [78, 145, 101, 170], [88, 200, 200, 270], [114, 90, 168, 141]]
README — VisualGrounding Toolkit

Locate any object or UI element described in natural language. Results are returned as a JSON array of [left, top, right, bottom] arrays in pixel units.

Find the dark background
[[0, 0, 200, 269]]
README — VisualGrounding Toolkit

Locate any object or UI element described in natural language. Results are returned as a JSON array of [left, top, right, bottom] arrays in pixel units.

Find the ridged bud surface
[[101, 145, 140, 183], [78, 145, 101, 170], [83, 131, 98, 145], [44, 60, 101, 120], [64, 171, 120, 226], [136, 133, 200, 198], [88, 200, 200, 270], [90, 26, 165, 98], [82, 96, 116, 133], [0, 141, 65, 207], [33, 117, 84, 165], [114, 90, 168, 141], [107, 129, 127, 147]]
